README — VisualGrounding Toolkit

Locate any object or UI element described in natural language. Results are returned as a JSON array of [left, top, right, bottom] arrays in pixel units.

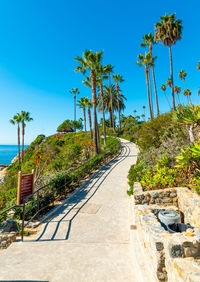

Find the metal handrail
[[21, 142, 120, 241]]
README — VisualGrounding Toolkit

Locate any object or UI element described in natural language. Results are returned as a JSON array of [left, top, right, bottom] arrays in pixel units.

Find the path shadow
[[26, 143, 130, 242]]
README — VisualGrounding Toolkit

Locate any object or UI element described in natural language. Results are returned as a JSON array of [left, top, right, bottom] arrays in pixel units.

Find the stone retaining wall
[[132, 183, 200, 281]]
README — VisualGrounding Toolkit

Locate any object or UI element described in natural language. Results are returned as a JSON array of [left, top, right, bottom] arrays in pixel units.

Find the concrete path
[[0, 139, 143, 282]]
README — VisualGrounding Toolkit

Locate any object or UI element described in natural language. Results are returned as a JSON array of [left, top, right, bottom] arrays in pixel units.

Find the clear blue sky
[[0, 0, 199, 144]]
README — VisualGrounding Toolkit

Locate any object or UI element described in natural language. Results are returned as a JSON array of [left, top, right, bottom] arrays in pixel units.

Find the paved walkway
[[0, 139, 142, 282]]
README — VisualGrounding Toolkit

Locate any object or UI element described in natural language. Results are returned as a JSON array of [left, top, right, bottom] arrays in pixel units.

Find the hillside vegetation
[[0, 132, 119, 211], [127, 106, 200, 194]]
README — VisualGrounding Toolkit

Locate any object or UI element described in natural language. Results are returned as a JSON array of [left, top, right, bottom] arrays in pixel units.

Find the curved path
[[0, 139, 141, 282]]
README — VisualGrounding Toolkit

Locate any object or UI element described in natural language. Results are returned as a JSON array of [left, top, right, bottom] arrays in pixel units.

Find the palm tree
[[69, 88, 79, 125], [75, 50, 103, 154], [113, 74, 124, 131], [10, 113, 22, 169], [183, 88, 192, 104], [104, 64, 115, 131], [155, 14, 182, 110], [133, 110, 137, 117], [161, 84, 171, 110], [137, 52, 154, 120], [20, 111, 33, 162], [141, 32, 160, 116], [85, 98, 93, 139], [97, 65, 108, 146], [77, 97, 88, 132], [174, 86, 181, 105], [98, 85, 126, 126], [179, 70, 187, 89]]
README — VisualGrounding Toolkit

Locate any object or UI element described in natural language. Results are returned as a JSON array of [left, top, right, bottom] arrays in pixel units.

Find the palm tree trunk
[[74, 95, 76, 132], [169, 46, 175, 110], [109, 109, 112, 128], [115, 83, 121, 131], [177, 93, 181, 105], [164, 91, 171, 110], [151, 66, 159, 116], [96, 114, 100, 148], [149, 45, 159, 116], [100, 82, 106, 146], [91, 70, 99, 154], [148, 70, 154, 118], [17, 123, 21, 170], [184, 79, 187, 89], [145, 68, 153, 120], [108, 72, 115, 132], [83, 108, 86, 132], [88, 107, 93, 139], [22, 121, 25, 162]]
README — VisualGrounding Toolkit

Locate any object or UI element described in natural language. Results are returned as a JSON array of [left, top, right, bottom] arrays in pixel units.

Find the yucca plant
[[173, 105, 200, 143]]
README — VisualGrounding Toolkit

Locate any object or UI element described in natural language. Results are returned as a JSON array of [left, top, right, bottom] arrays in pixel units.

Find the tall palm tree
[[141, 32, 160, 116], [113, 74, 124, 131], [69, 88, 79, 125], [183, 88, 192, 104], [155, 14, 182, 110], [179, 70, 187, 89], [10, 113, 22, 169], [104, 64, 115, 131], [77, 97, 88, 132], [161, 84, 171, 110], [97, 65, 108, 146], [85, 98, 93, 139], [137, 52, 154, 120], [75, 50, 103, 154], [174, 86, 181, 105], [20, 111, 33, 162]]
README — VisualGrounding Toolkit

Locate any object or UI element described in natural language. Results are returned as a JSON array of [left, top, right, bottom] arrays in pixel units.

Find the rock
[[0, 220, 18, 233], [1, 240, 7, 248], [170, 192, 177, 198], [169, 244, 183, 258], [156, 242, 164, 251]]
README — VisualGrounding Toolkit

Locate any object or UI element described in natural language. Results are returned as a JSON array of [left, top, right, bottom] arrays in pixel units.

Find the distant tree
[[137, 52, 155, 119], [183, 88, 192, 104], [57, 119, 83, 133], [69, 88, 80, 126], [179, 70, 187, 89], [174, 86, 181, 105], [10, 113, 22, 169], [104, 64, 115, 131], [141, 32, 160, 116], [77, 97, 88, 132], [113, 74, 125, 131]]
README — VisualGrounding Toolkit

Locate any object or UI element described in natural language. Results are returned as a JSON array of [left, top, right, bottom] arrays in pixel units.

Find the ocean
[[0, 145, 28, 165]]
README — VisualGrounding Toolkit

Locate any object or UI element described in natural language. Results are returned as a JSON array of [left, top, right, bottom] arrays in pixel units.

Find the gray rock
[[0, 220, 18, 233], [0, 240, 7, 248], [170, 192, 177, 198], [156, 242, 164, 251], [169, 244, 183, 258]]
